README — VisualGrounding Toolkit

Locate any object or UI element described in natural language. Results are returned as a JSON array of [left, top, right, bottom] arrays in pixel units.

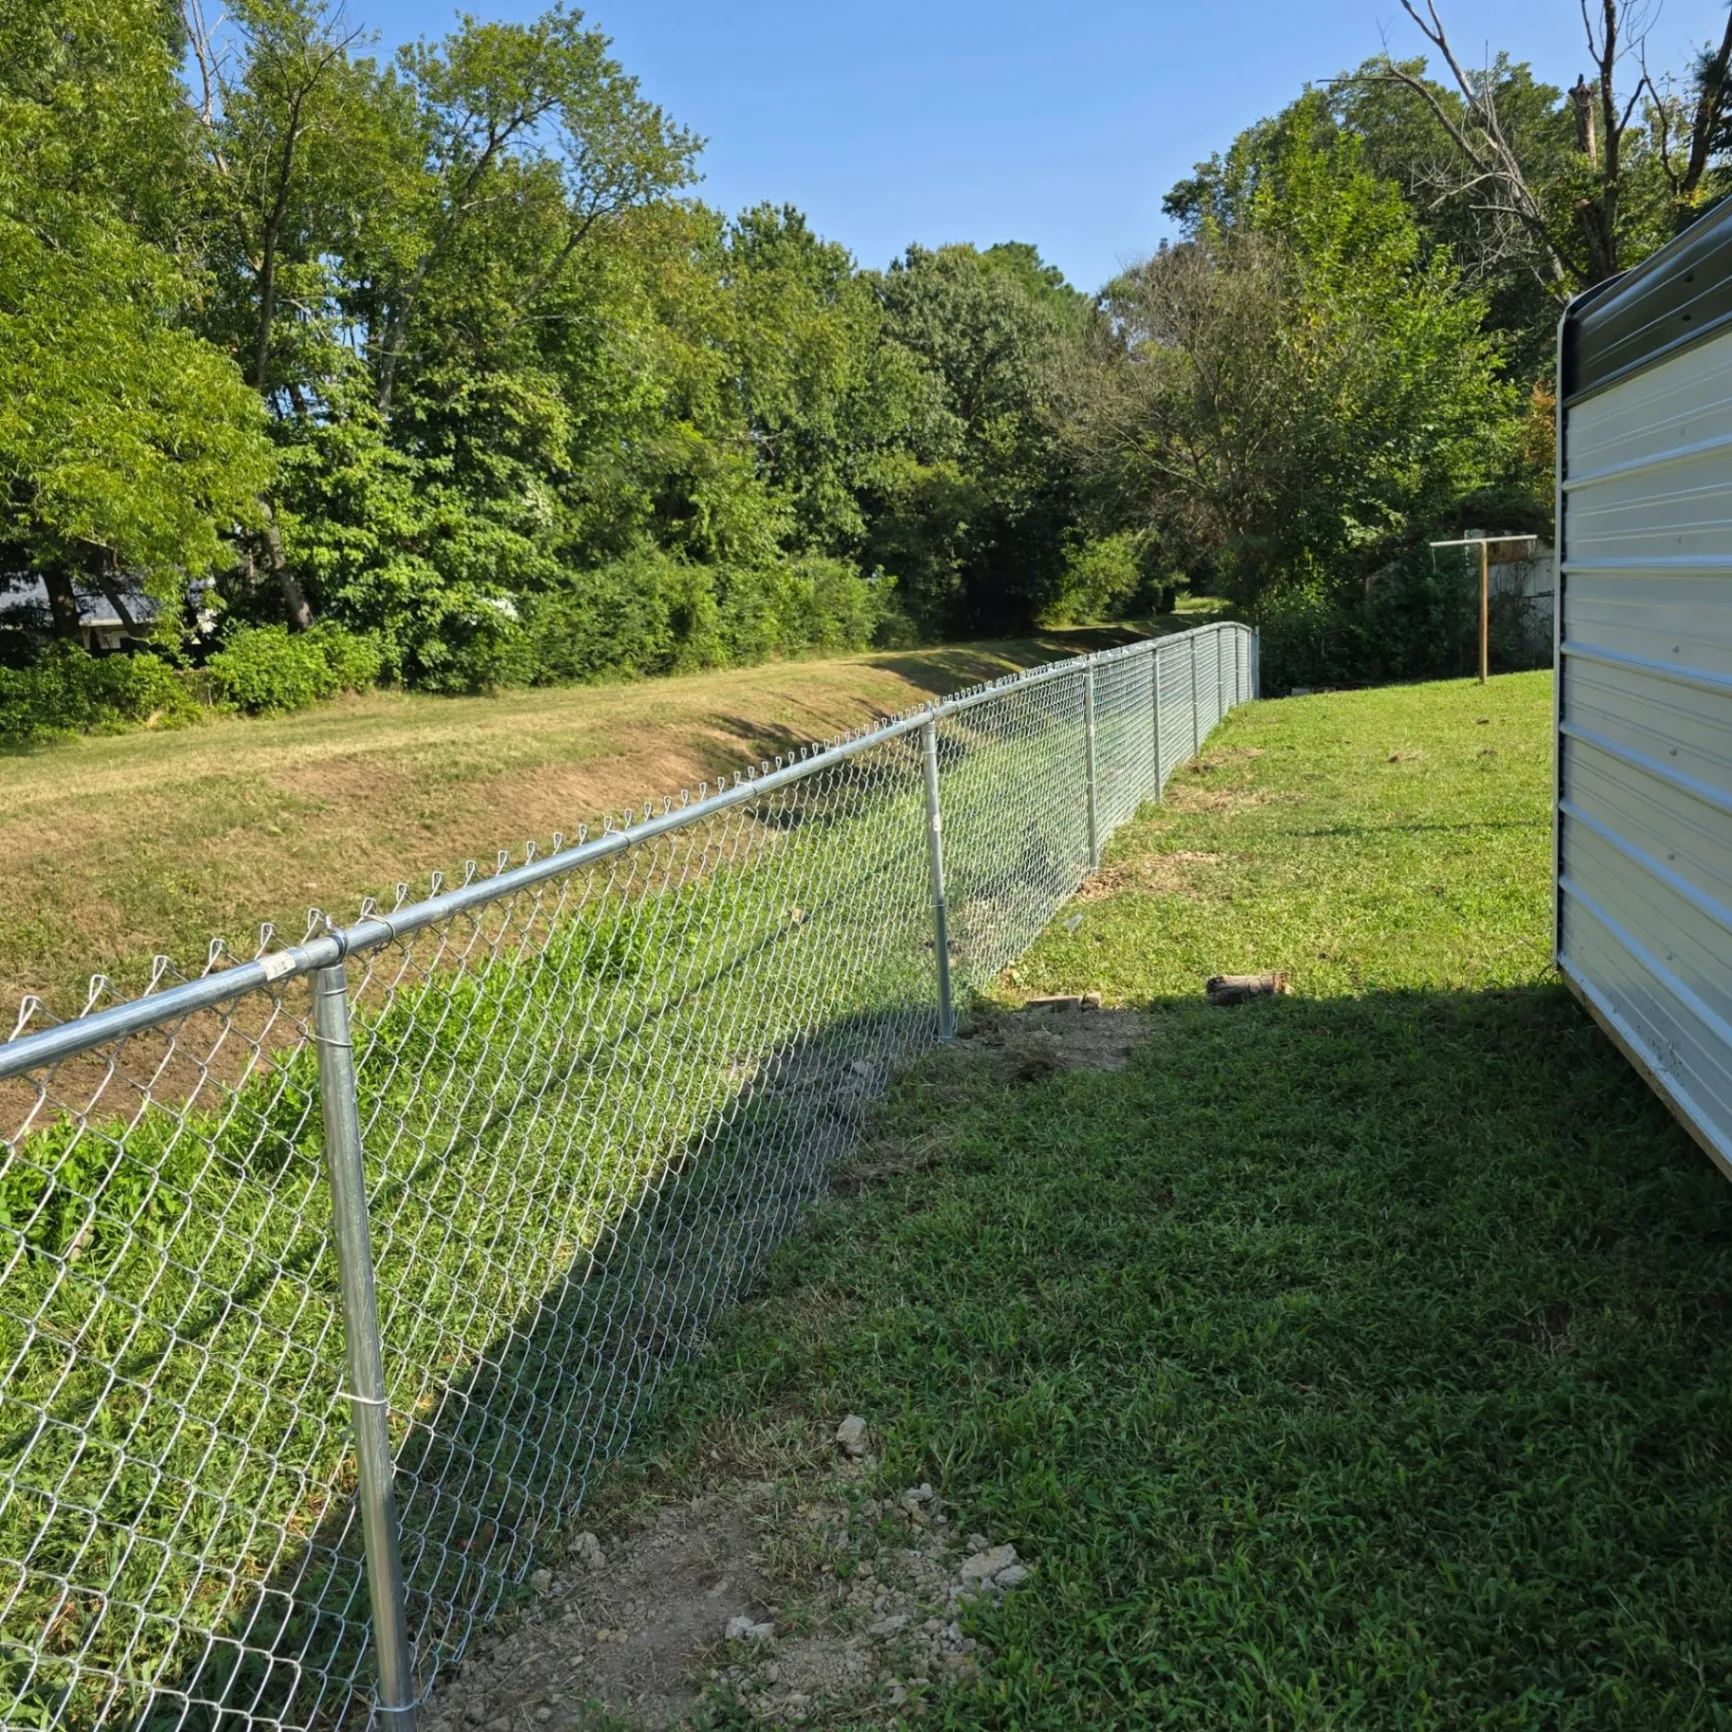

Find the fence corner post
[[920, 718, 956, 1040], [313, 961, 418, 1731], [1083, 660, 1100, 870]]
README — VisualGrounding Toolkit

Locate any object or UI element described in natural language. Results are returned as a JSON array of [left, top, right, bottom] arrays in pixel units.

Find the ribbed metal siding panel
[[1558, 316, 1732, 1176]]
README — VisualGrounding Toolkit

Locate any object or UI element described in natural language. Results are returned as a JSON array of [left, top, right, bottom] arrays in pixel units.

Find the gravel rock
[[529, 1568, 553, 1596], [725, 1615, 776, 1643], [835, 1415, 869, 1458], [570, 1531, 606, 1571], [993, 1564, 1030, 1590], [959, 1544, 1017, 1583]]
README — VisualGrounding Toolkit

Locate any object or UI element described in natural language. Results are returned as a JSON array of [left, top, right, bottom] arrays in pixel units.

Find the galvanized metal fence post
[[920, 717, 955, 1039], [1151, 640, 1164, 802], [312, 962, 419, 1732], [1083, 659, 1100, 869], [1252, 626, 1262, 699], [1216, 627, 1225, 719], [1188, 633, 1201, 760]]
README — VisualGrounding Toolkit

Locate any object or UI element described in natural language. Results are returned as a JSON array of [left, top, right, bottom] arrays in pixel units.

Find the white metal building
[[1556, 196, 1732, 1178]]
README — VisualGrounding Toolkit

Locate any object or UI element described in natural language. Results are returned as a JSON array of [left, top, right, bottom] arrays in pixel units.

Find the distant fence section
[[0, 622, 1257, 1730]]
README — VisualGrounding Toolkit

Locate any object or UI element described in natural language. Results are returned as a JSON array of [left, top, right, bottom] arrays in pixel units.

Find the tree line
[[2, 0, 1728, 730]]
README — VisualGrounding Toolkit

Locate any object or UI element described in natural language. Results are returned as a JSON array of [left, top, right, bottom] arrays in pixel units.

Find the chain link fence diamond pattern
[[0, 625, 1254, 1731]]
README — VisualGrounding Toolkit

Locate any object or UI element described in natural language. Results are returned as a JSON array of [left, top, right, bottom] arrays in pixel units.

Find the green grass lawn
[[626, 671, 1732, 1729]]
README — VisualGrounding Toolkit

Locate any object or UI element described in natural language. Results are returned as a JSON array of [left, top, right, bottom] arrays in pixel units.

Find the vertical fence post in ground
[[1216, 627, 1225, 721], [1151, 641, 1164, 802], [920, 718, 955, 1040], [313, 961, 419, 1732], [1252, 626, 1261, 699], [1083, 660, 1100, 870], [1189, 634, 1201, 761]]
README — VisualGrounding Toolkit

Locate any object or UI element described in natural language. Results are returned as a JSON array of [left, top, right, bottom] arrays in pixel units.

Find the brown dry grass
[[0, 631, 1145, 1020], [1073, 849, 1226, 903]]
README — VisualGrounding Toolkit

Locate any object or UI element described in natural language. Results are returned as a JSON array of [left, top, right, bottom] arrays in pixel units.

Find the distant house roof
[[0, 578, 163, 631]]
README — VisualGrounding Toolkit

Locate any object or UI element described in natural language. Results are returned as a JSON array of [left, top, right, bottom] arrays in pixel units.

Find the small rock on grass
[[528, 1567, 553, 1595], [959, 1544, 1017, 1583], [571, 1531, 605, 1571], [835, 1414, 869, 1457], [725, 1615, 776, 1643]]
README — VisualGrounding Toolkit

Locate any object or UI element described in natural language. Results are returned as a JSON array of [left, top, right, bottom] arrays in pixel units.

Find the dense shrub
[[524, 549, 720, 684], [714, 557, 891, 662], [0, 647, 201, 744], [525, 551, 891, 686], [205, 624, 384, 714], [782, 556, 893, 652], [1045, 534, 1148, 625]]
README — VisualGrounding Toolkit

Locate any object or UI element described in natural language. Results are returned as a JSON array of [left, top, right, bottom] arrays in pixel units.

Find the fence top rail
[[0, 621, 1249, 1081]]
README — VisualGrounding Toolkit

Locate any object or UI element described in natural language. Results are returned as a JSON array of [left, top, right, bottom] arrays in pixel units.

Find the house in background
[[0, 578, 217, 654]]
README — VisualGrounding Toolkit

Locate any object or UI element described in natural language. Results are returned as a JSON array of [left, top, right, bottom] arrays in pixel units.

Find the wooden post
[[1479, 537, 1490, 686]]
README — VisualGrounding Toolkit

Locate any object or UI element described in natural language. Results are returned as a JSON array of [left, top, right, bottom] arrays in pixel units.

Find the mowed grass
[[626, 671, 1732, 1729]]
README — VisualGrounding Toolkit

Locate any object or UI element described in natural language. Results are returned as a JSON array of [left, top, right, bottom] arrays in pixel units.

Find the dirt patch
[[1162, 784, 1304, 816], [420, 1430, 1032, 1729], [422, 1495, 778, 1730], [267, 755, 418, 809], [1074, 850, 1225, 903], [958, 1005, 1149, 1079]]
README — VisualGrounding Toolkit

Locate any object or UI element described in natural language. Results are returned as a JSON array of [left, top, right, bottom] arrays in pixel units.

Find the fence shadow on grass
[[619, 978, 1732, 1724]]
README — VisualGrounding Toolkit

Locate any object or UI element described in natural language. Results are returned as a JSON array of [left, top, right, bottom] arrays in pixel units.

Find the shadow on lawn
[[738, 981, 1732, 1722], [125, 977, 1732, 1729]]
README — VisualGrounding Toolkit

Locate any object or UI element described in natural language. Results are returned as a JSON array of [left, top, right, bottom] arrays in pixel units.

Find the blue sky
[[355, 0, 1731, 292]]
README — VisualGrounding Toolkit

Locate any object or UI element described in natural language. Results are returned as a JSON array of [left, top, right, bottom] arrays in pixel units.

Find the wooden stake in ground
[[1205, 973, 1291, 1006]]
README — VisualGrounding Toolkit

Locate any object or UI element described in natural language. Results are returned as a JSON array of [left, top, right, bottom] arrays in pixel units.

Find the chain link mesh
[[0, 626, 1253, 1730]]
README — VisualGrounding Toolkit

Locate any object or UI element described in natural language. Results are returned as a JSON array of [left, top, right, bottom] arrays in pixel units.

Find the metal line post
[[1151, 641, 1163, 802], [1083, 661, 1100, 869], [920, 719, 955, 1039], [1216, 628, 1225, 719], [1189, 634, 1201, 760], [313, 963, 418, 1731], [1252, 626, 1261, 699], [1479, 537, 1491, 685]]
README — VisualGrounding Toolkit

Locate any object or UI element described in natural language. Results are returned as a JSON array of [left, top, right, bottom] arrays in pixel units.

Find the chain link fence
[[0, 622, 1256, 1731]]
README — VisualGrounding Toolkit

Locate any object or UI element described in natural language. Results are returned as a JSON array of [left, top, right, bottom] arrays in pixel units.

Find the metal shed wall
[[1557, 197, 1732, 1178]]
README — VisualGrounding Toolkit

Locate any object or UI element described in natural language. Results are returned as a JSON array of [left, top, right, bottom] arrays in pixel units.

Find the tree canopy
[[1, 0, 1728, 719]]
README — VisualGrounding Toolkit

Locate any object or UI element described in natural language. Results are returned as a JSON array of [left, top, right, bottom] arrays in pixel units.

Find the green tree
[[0, 0, 272, 640], [864, 243, 1086, 633], [1089, 127, 1518, 607]]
